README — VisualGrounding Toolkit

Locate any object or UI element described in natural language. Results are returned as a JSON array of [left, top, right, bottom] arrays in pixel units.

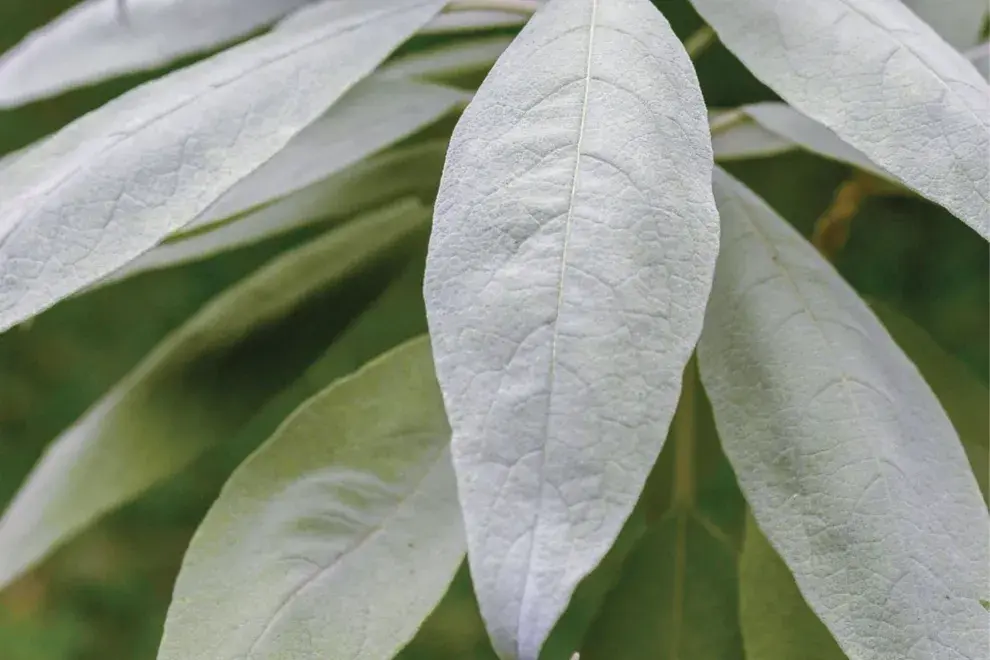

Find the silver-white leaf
[[690, 0, 990, 239], [101, 140, 448, 284], [187, 75, 465, 231], [698, 168, 990, 660], [157, 337, 463, 660], [0, 0, 445, 335], [423, 0, 720, 656], [379, 35, 513, 82], [0, 0, 314, 107]]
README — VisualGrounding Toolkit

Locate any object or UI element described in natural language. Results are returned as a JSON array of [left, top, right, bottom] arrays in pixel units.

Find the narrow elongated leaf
[[711, 104, 893, 182], [0, 0, 313, 107], [0, 199, 430, 590], [901, 0, 986, 49], [422, 9, 529, 33], [689, 0, 990, 238], [157, 337, 462, 660], [739, 514, 847, 660], [101, 140, 448, 283], [423, 0, 720, 656], [697, 168, 990, 660], [379, 36, 513, 83], [188, 76, 466, 231], [0, 0, 445, 334], [581, 371, 746, 660]]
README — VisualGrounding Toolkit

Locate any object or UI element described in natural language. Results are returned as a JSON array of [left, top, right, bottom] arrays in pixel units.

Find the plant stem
[[445, 0, 541, 15], [684, 25, 716, 61], [812, 173, 875, 261]]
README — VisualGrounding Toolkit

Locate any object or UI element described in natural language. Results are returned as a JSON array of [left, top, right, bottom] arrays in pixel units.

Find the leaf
[[868, 300, 989, 501], [697, 168, 990, 660], [186, 76, 466, 232], [421, 9, 530, 34], [101, 140, 449, 284], [0, 0, 446, 335], [0, 0, 315, 107], [689, 0, 990, 239], [711, 104, 893, 183], [580, 366, 746, 660], [157, 337, 463, 660], [901, 0, 986, 49], [0, 199, 431, 590], [739, 514, 848, 660], [379, 35, 513, 83], [422, 0, 720, 656]]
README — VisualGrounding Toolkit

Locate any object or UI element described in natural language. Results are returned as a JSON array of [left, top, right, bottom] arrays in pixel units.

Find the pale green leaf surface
[[739, 514, 848, 660], [0, 0, 314, 107], [379, 36, 512, 83], [690, 0, 990, 238], [157, 337, 463, 660], [901, 0, 986, 49], [697, 168, 990, 660], [869, 300, 989, 501], [422, 0, 719, 656], [187, 76, 466, 231], [0, 0, 445, 334], [0, 199, 430, 590], [101, 140, 448, 284]]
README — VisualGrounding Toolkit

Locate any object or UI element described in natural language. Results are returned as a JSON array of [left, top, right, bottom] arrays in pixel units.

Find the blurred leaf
[[106, 139, 448, 283], [691, 0, 990, 239], [698, 169, 988, 660], [183, 75, 466, 233], [422, 8, 529, 34], [738, 514, 847, 660], [711, 104, 893, 183], [380, 36, 511, 84], [967, 41, 989, 79], [869, 300, 989, 501], [157, 337, 463, 660], [580, 366, 745, 660], [901, 0, 986, 49], [0, 198, 430, 591], [0, 0, 313, 107], [0, 0, 445, 334]]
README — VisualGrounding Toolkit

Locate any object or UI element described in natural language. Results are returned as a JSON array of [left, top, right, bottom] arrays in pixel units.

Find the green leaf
[[868, 300, 989, 501], [422, 0, 720, 655], [103, 139, 449, 283], [379, 35, 512, 83], [157, 337, 462, 660], [711, 104, 893, 183], [580, 365, 745, 660], [697, 168, 989, 660], [0, 0, 313, 107], [0, 198, 430, 590], [739, 514, 847, 660], [689, 0, 990, 239], [0, 0, 445, 334], [901, 0, 986, 49], [183, 76, 466, 233]]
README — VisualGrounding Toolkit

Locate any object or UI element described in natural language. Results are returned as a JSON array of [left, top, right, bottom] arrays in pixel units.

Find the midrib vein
[[515, 0, 598, 653]]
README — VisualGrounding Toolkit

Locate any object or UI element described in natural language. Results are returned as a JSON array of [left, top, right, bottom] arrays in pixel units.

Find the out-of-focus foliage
[[0, 0, 985, 658]]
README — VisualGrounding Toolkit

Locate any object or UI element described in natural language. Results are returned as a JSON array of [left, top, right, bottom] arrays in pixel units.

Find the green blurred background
[[0, 1, 986, 658]]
